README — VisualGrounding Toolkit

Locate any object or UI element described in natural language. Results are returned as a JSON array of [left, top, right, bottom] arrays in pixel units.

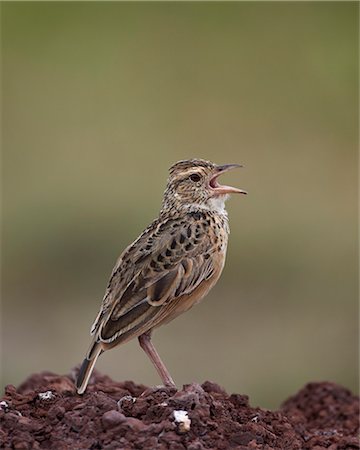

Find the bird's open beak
[[209, 164, 248, 196]]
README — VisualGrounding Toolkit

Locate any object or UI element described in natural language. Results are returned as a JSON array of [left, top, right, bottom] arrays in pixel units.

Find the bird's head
[[161, 159, 247, 214]]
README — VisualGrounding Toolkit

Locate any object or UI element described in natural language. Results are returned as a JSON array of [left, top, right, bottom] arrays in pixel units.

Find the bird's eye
[[189, 174, 201, 182]]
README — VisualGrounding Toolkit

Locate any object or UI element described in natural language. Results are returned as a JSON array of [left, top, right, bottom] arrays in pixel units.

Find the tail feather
[[76, 342, 102, 395]]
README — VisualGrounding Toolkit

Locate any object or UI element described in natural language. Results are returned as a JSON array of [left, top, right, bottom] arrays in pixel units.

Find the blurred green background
[[2, 2, 358, 409]]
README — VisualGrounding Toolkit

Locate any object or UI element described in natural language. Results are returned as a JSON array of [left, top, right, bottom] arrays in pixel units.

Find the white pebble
[[173, 409, 191, 432], [38, 391, 55, 400]]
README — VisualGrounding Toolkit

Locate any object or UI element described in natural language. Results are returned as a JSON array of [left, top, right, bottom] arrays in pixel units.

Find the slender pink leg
[[138, 332, 176, 388]]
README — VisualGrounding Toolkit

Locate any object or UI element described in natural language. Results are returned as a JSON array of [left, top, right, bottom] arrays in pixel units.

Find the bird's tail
[[76, 340, 102, 395]]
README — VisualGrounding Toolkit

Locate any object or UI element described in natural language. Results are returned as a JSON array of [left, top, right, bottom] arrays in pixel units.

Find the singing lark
[[76, 159, 247, 394]]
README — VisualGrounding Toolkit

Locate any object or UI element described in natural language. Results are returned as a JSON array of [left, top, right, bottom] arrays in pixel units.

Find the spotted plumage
[[76, 159, 247, 394]]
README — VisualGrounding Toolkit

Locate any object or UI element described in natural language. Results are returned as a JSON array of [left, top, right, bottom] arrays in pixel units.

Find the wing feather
[[91, 214, 219, 344]]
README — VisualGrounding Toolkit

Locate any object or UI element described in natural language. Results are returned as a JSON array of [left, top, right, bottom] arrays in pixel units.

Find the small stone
[[0, 401, 9, 411], [173, 410, 191, 433], [4, 384, 17, 396], [101, 410, 126, 429], [202, 381, 227, 396], [38, 391, 55, 401], [125, 417, 147, 431], [230, 393, 249, 408]]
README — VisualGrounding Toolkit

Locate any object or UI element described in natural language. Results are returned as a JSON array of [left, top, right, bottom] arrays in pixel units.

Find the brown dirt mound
[[0, 370, 358, 449]]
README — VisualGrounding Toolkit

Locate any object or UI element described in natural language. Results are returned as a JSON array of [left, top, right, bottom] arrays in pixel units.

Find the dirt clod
[[1, 370, 358, 449]]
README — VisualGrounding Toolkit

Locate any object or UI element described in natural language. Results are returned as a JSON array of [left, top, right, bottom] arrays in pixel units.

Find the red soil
[[0, 370, 358, 449]]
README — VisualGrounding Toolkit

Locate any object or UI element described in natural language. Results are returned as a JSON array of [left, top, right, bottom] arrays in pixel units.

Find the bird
[[76, 158, 247, 394]]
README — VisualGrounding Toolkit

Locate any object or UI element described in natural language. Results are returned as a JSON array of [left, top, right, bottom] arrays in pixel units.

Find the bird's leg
[[138, 331, 176, 388]]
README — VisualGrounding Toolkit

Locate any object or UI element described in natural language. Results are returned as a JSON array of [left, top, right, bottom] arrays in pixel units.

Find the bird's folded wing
[[92, 217, 216, 344]]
